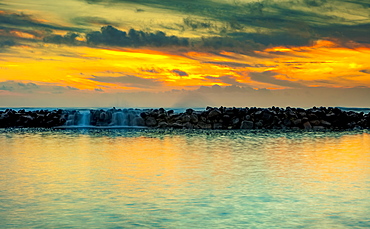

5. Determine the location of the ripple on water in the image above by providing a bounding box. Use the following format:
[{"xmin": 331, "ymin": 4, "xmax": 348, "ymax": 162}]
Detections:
[{"xmin": 0, "ymin": 128, "xmax": 369, "ymax": 228}]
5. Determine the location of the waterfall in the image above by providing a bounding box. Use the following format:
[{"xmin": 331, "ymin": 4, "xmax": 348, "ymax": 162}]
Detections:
[
  {"xmin": 63, "ymin": 108, "xmax": 144, "ymax": 128},
  {"xmin": 111, "ymin": 111, "xmax": 126, "ymax": 126},
  {"xmin": 111, "ymin": 109, "xmax": 139, "ymax": 126},
  {"xmin": 78, "ymin": 111, "xmax": 91, "ymax": 126}
]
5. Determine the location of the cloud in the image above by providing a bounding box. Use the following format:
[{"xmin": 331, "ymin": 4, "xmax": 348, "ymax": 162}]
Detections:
[
  {"xmin": 205, "ymin": 75, "xmax": 248, "ymax": 87},
  {"xmin": 0, "ymin": 80, "xmax": 78, "ymax": 93},
  {"xmin": 86, "ymin": 26, "xmax": 189, "ymax": 47},
  {"xmin": 43, "ymin": 32, "xmax": 82, "ymax": 45},
  {"xmin": 0, "ymin": 10, "xmax": 85, "ymax": 48},
  {"xmin": 72, "ymin": 16, "xmax": 120, "ymax": 27},
  {"xmin": 171, "ymin": 69, "xmax": 188, "ymax": 76},
  {"xmin": 0, "ymin": 10, "xmax": 82, "ymax": 33},
  {"xmin": 92, "ymin": 0, "xmax": 370, "ymax": 47},
  {"xmin": 360, "ymin": 69, "xmax": 370, "ymax": 74},
  {"xmin": 89, "ymin": 75, "xmax": 162, "ymax": 88},
  {"xmin": 0, "ymin": 39, "xmax": 16, "ymax": 51},
  {"xmin": 248, "ymin": 71, "xmax": 307, "ymax": 88},
  {"xmin": 203, "ymin": 61, "xmax": 252, "ymax": 68}
]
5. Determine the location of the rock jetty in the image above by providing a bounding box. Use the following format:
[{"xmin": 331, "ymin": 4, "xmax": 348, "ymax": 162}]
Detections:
[
  {"xmin": 0, "ymin": 109, "xmax": 66, "ymax": 128},
  {"xmin": 140, "ymin": 106, "xmax": 370, "ymax": 130},
  {"xmin": 0, "ymin": 107, "xmax": 369, "ymax": 130}
]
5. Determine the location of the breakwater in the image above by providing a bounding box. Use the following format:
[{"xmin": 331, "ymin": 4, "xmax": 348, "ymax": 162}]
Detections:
[{"xmin": 0, "ymin": 107, "xmax": 369, "ymax": 130}]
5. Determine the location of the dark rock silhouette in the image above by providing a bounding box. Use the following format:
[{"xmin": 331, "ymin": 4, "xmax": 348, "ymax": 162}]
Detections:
[{"xmin": 0, "ymin": 106, "xmax": 369, "ymax": 130}]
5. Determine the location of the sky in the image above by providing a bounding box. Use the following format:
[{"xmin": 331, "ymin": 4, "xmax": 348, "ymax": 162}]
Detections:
[{"xmin": 0, "ymin": 0, "xmax": 370, "ymax": 108}]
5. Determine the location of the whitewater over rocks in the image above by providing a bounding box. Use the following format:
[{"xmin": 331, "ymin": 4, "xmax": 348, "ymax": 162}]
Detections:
[{"xmin": 0, "ymin": 106, "xmax": 370, "ymax": 130}]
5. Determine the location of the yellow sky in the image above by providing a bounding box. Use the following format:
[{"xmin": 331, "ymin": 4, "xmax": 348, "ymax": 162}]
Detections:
[
  {"xmin": 1, "ymin": 40, "xmax": 370, "ymax": 93},
  {"xmin": 1, "ymin": 0, "xmax": 370, "ymax": 107}
]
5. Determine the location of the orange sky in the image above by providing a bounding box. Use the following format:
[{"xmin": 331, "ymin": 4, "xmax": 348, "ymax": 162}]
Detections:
[{"xmin": 1, "ymin": 0, "xmax": 370, "ymax": 107}]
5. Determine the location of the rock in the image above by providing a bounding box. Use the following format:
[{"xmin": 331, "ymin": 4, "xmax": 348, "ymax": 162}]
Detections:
[
  {"xmin": 309, "ymin": 120, "xmax": 321, "ymax": 126},
  {"xmin": 313, "ymin": 126, "xmax": 325, "ymax": 130},
  {"xmin": 190, "ymin": 114, "xmax": 199, "ymax": 124},
  {"xmin": 181, "ymin": 114, "xmax": 191, "ymax": 123},
  {"xmin": 145, "ymin": 117, "xmax": 157, "ymax": 127},
  {"xmin": 240, "ymin": 120, "xmax": 254, "ymax": 129},
  {"xmin": 183, "ymin": 122, "xmax": 193, "ymax": 129},
  {"xmin": 213, "ymin": 122, "xmax": 223, "ymax": 129},
  {"xmin": 292, "ymin": 119, "xmax": 302, "ymax": 126},
  {"xmin": 208, "ymin": 109, "xmax": 222, "ymax": 119},
  {"xmin": 158, "ymin": 121, "xmax": 169, "ymax": 128},
  {"xmin": 185, "ymin": 108, "xmax": 194, "ymax": 115},
  {"xmin": 303, "ymin": 121, "xmax": 312, "ymax": 130},
  {"xmin": 320, "ymin": 120, "xmax": 331, "ymax": 127},
  {"xmin": 262, "ymin": 112, "xmax": 272, "ymax": 121},
  {"xmin": 283, "ymin": 119, "xmax": 292, "ymax": 127},
  {"xmin": 255, "ymin": 121, "xmax": 263, "ymax": 128},
  {"xmin": 197, "ymin": 122, "xmax": 212, "ymax": 129},
  {"xmin": 171, "ymin": 123, "xmax": 184, "ymax": 128},
  {"xmin": 231, "ymin": 117, "xmax": 240, "ymax": 126}
]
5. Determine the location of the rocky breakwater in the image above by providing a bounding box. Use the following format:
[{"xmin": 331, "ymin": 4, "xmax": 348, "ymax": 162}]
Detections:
[
  {"xmin": 140, "ymin": 107, "xmax": 370, "ymax": 130},
  {"xmin": 0, "ymin": 109, "xmax": 66, "ymax": 128},
  {"xmin": 62, "ymin": 108, "xmax": 145, "ymax": 126}
]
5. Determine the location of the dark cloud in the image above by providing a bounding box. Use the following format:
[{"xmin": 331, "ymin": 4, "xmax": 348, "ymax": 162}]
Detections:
[
  {"xmin": 67, "ymin": 86, "xmax": 80, "ymax": 90},
  {"xmin": 0, "ymin": 11, "xmax": 83, "ymax": 32},
  {"xmin": 360, "ymin": 69, "xmax": 370, "ymax": 74},
  {"xmin": 80, "ymin": 0, "xmax": 370, "ymax": 48},
  {"xmin": 72, "ymin": 16, "xmax": 120, "ymax": 27},
  {"xmin": 0, "ymin": 81, "xmax": 78, "ymax": 93},
  {"xmin": 0, "ymin": 39, "xmax": 16, "ymax": 51},
  {"xmin": 171, "ymin": 69, "xmax": 188, "ymax": 76},
  {"xmin": 89, "ymin": 75, "xmax": 162, "ymax": 88},
  {"xmin": 86, "ymin": 26, "xmax": 189, "ymax": 47},
  {"xmin": 248, "ymin": 71, "xmax": 307, "ymax": 88},
  {"xmin": 0, "ymin": 10, "xmax": 85, "ymax": 48},
  {"xmin": 182, "ymin": 17, "xmax": 215, "ymax": 31},
  {"xmin": 43, "ymin": 32, "xmax": 81, "ymax": 45},
  {"xmin": 203, "ymin": 61, "xmax": 252, "ymax": 68},
  {"xmin": 205, "ymin": 75, "xmax": 248, "ymax": 87},
  {"xmin": 140, "ymin": 68, "xmax": 160, "ymax": 73},
  {"xmin": 196, "ymin": 84, "xmax": 253, "ymax": 94}
]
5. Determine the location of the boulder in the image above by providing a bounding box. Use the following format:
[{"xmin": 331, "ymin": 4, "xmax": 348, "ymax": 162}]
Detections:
[
  {"xmin": 181, "ymin": 114, "xmax": 191, "ymax": 123},
  {"xmin": 303, "ymin": 121, "xmax": 312, "ymax": 130},
  {"xmin": 145, "ymin": 117, "xmax": 157, "ymax": 127},
  {"xmin": 240, "ymin": 120, "xmax": 254, "ymax": 129},
  {"xmin": 320, "ymin": 120, "xmax": 331, "ymax": 127},
  {"xmin": 190, "ymin": 114, "xmax": 199, "ymax": 124},
  {"xmin": 255, "ymin": 121, "xmax": 263, "ymax": 128},
  {"xmin": 208, "ymin": 109, "xmax": 222, "ymax": 119},
  {"xmin": 158, "ymin": 121, "xmax": 169, "ymax": 128},
  {"xmin": 292, "ymin": 119, "xmax": 302, "ymax": 126},
  {"xmin": 185, "ymin": 108, "xmax": 194, "ymax": 115},
  {"xmin": 183, "ymin": 122, "xmax": 193, "ymax": 129},
  {"xmin": 197, "ymin": 122, "xmax": 212, "ymax": 129},
  {"xmin": 309, "ymin": 120, "xmax": 321, "ymax": 126},
  {"xmin": 313, "ymin": 126, "xmax": 325, "ymax": 130},
  {"xmin": 213, "ymin": 122, "xmax": 223, "ymax": 129},
  {"xmin": 231, "ymin": 117, "xmax": 240, "ymax": 126}
]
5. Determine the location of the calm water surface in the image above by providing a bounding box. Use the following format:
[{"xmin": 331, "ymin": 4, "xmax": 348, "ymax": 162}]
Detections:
[{"xmin": 0, "ymin": 129, "xmax": 369, "ymax": 228}]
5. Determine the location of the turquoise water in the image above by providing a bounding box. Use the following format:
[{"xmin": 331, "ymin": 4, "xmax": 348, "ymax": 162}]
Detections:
[{"xmin": 1, "ymin": 128, "xmax": 370, "ymax": 228}]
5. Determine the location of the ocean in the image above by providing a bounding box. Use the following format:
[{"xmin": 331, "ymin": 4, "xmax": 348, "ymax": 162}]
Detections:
[{"xmin": 1, "ymin": 126, "xmax": 369, "ymax": 228}]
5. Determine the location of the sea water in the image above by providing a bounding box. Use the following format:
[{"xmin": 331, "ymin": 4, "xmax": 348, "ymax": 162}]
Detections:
[{"xmin": 0, "ymin": 128, "xmax": 369, "ymax": 228}]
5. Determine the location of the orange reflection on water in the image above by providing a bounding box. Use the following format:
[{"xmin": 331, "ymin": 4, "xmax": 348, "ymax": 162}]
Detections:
[{"xmin": 265, "ymin": 133, "xmax": 370, "ymax": 193}]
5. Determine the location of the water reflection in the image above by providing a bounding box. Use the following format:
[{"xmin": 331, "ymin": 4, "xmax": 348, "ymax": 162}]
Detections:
[{"xmin": 0, "ymin": 129, "xmax": 369, "ymax": 228}]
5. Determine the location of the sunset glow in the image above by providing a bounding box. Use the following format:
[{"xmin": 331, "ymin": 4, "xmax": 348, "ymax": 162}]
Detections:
[{"xmin": 1, "ymin": 0, "xmax": 370, "ymax": 107}]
